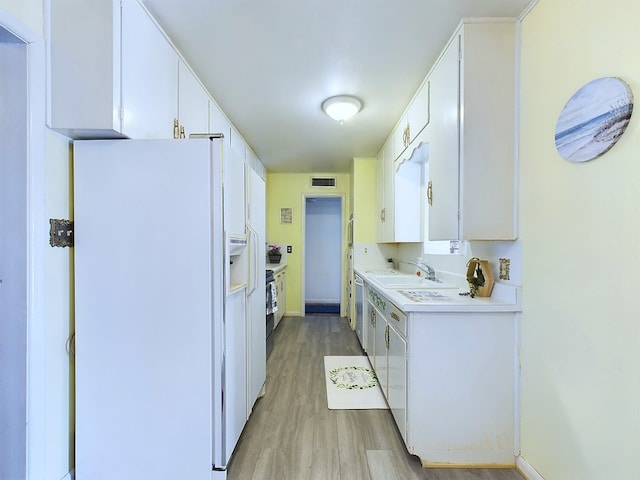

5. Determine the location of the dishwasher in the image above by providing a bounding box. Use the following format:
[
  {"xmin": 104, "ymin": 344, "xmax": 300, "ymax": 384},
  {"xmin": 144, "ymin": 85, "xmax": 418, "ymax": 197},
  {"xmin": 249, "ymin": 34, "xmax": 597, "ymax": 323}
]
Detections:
[{"xmin": 354, "ymin": 274, "xmax": 364, "ymax": 349}]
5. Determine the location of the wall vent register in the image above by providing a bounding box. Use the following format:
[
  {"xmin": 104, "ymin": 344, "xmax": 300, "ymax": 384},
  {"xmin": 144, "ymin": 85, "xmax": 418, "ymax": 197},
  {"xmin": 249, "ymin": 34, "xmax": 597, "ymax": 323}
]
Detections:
[{"xmin": 311, "ymin": 177, "xmax": 336, "ymax": 187}]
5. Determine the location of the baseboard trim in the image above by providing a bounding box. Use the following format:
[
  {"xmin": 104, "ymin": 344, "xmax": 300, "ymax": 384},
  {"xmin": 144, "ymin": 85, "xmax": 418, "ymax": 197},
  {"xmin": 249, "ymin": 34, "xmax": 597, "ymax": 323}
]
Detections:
[
  {"xmin": 422, "ymin": 462, "xmax": 515, "ymax": 469},
  {"xmin": 516, "ymin": 455, "xmax": 545, "ymax": 480}
]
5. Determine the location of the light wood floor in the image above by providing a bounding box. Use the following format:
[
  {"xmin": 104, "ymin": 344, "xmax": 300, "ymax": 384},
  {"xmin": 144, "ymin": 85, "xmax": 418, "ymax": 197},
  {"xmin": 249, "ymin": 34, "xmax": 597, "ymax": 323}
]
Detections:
[{"xmin": 227, "ymin": 315, "xmax": 525, "ymax": 480}]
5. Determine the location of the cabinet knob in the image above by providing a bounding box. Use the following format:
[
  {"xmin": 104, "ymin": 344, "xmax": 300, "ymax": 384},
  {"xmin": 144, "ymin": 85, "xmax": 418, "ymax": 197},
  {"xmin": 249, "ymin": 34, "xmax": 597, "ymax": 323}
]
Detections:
[{"xmin": 427, "ymin": 180, "xmax": 433, "ymax": 206}]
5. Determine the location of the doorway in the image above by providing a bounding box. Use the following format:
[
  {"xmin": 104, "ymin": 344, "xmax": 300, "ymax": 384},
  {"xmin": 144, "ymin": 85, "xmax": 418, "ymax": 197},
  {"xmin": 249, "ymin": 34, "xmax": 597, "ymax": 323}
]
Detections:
[
  {"xmin": 303, "ymin": 196, "xmax": 343, "ymax": 315},
  {"xmin": 0, "ymin": 14, "xmax": 47, "ymax": 480}
]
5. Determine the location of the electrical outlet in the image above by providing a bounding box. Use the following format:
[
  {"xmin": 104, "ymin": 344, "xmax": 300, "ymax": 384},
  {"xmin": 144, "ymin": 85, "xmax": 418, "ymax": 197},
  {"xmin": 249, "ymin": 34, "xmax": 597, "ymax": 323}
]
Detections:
[
  {"xmin": 287, "ymin": 245, "xmax": 292, "ymax": 253},
  {"xmin": 364, "ymin": 247, "xmax": 368, "ymax": 254}
]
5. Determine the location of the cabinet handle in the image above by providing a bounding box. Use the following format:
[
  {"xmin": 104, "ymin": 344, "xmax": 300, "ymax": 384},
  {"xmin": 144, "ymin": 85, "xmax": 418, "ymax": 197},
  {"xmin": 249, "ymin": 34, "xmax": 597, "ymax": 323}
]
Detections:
[
  {"xmin": 173, "ymin": 118, "xmax": 180, "ymax": 139},
  {"xmin": 179, "ymin": 125, "xmax": 186, "ymax": 139},
  {"xmin": 380, "ymin": 208, "xmax": 386, "ymax": 223},
  {"xmin": 390, "ymin": 311, "xmax": 400, "ymax": 322},
  {"xmin": 385, "ymin": 325, "xmax": 390, "ymax": 349},
  {"xmin": 427, "ymin": 180, "xmax": 433, "ymax": 206}
]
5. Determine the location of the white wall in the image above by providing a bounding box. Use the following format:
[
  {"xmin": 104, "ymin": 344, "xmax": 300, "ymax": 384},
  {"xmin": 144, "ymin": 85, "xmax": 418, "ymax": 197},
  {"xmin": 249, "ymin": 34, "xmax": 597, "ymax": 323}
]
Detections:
[{"xmin": 518, "ymin": 1, "xmax": 640, "ymax": 478}]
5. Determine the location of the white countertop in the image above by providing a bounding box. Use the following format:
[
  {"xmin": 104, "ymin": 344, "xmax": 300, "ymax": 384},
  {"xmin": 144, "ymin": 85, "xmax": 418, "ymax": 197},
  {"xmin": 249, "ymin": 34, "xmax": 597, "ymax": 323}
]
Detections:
[
  {"xmin": 356, "ymin": 267, "xmax": 522, "ymax": 313},
  {"xmin": 266, "ymin": 261, "xmax": 287, "ymax": 273}
]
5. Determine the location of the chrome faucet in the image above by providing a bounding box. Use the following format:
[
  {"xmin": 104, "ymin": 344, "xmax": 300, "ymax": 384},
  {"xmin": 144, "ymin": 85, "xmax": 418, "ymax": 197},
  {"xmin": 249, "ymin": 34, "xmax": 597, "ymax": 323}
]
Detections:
[{"xmin": 409, "ymin": 261, "xmax": 437, "ymax": 282}]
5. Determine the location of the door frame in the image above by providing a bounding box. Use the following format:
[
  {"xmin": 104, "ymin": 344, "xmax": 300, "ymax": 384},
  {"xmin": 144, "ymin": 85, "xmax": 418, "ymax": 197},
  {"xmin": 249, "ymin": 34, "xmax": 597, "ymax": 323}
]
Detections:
[
  {"xmin": 300, "ymin": 193, "xmax": 346, "ymax": 316},
  {"xmin": 0, "ymin": 8, "xmax": 47, "ymax": 479}
]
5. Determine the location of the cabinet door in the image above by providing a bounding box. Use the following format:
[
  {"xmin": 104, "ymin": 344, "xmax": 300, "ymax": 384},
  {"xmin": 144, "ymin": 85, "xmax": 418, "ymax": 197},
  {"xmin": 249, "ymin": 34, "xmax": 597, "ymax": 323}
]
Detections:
[
  {"xmin": 393, "ymin": 154, "xmax": 423, "ymax": 242},
  {"xmin": 376, "ymin": 141, "xmax": 396, "ymax": 243},
  {"xmin": 374, "ymin": 319, "xmax": 388, "ymax": 398},
  {"xmin": 458, "ymin": 22, "xmax": 517, "ymax": 240},
  {"xmin": 48, "ymin": 0, "xmax": 121, "ymax": 135},
  {"xmin": 387, "ymin": 325, "xmax": 407, "ymax": 441},
  {"xmin": 275, "ymin": 271, "xmax": 286, "ymax": 327},
  {"xmin": 428, "ymin": 34, "xmax": 460, "ymax": 240},
  {"xmin": 407, "ymin": 81, "xmax": 429, "ymax": 143},
  {"xmin": 392, "ymin": 114, "xmax": 408, "ymax": 162},
  {"xmin": 365, "ymin": 301, "xmax": 376, "ymax": 366},
  {"xmin": 178, "ymin": 59, "xmax": 210, "ymax": 137},
  {"xmin": 121, "ymin": 0, "xmax": 178, "ymax": 139},
  {"xmin": 375, "ymin": 150, "xmax": 385, "ymax": 242},
  {"xmin": 223, "ymin": 147, "xmax": 246, "ymax": 236}
]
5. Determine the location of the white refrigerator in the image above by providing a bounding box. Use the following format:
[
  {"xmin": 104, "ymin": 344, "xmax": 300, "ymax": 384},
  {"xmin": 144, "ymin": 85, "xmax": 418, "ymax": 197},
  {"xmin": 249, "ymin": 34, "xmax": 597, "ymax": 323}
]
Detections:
[
  {"xmin": 246, "ymin": 165, "xmax": 266, "ymax": 408},
  {"xmin": 74, "ymin": 137, "xmax": 249, "ymax": 479}
]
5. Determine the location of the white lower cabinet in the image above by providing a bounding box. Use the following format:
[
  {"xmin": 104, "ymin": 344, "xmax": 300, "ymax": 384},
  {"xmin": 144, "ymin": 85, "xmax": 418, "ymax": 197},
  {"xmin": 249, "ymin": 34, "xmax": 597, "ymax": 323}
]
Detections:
[
  {"xmin": 373, "ymin": 306, "xmax": 388, "ymax": 393},
  {"xmin": 407, "ymin": 311, "xmax": 515, "ymax": 466},
  {"xmin": 274, "ymin": 269, "xmax": 286, "ymax": 328},
  {"xmin": 364, "ymin": 282, "xmax": 515, "ymax": 466},
  {"xmin": 364, "ymin": 292, "xmax": 377, "ymax": 366},
  {"xmin": 386, "ymin": 318, "xmax": 407, "ymax": 442},
  {"xmin": 367, "ymin": 286, "xmax": 409, "ymax": 441}
]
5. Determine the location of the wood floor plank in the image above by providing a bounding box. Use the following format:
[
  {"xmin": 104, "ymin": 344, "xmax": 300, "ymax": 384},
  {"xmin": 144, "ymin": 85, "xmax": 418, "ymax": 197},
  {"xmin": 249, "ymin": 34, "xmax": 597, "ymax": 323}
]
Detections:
[{"xmin": 227, "ymin": 316, "xmax": 524, "ymax": 480}]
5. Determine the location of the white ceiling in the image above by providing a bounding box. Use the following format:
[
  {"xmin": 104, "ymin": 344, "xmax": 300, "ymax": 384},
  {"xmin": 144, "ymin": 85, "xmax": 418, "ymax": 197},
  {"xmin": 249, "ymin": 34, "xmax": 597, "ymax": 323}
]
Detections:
[{"xmin": 142, "ymin": 0, "xmax": 532, "ymax": 173}]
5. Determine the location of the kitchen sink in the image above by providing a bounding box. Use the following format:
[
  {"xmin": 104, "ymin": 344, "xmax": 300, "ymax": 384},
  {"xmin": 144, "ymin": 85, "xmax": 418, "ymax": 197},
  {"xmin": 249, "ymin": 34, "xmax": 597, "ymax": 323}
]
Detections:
[{"xmin": 370, "ymin": 274, "xmax": 457, "ymax": 289}]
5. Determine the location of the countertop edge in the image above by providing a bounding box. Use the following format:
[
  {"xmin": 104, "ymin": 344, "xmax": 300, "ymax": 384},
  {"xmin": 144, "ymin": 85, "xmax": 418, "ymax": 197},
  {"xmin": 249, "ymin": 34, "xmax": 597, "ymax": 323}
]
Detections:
[
  {"xmin": 266, "ymin": 262, "xmax": 287, "ymax": 274},
  {"xmin": 356, "ymin": 267, "xmax": 522, "ymax": 313}
]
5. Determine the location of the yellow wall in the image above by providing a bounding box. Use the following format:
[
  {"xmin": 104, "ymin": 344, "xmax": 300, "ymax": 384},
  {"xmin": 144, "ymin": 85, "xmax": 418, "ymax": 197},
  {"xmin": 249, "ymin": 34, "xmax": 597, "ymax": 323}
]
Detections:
[
  {"xmin": 351, "ymin": 157, "xmax": 377, "ymax": 243},
  {"xmin": 266, "ymin": 173, "xmax": 351, "ymax": 316},
  {"xmin": 519, "ymin": 1, "xmax": 640, "ymax": 478}
]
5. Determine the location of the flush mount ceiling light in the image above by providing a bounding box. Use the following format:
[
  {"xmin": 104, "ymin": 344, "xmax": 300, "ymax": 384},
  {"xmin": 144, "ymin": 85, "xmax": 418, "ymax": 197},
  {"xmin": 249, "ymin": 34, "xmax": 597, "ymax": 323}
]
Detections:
[{"xmin": 322, "ymin": 95, "xmax": 362, "ymax": 123}]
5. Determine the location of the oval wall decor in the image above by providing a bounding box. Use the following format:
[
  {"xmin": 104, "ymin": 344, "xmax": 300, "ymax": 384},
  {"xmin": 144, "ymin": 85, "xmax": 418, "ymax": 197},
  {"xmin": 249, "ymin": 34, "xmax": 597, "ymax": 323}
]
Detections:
[{"xmin": 555, "ymin": 77, "xmax": 633, "ymax": 163}]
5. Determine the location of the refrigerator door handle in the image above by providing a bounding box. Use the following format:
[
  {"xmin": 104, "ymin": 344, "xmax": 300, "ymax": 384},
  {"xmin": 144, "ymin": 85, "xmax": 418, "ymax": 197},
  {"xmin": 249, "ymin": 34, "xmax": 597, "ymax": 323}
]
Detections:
[{"xmin": 247, "ymin": 224, "xmax": 259, "ymax": 295}]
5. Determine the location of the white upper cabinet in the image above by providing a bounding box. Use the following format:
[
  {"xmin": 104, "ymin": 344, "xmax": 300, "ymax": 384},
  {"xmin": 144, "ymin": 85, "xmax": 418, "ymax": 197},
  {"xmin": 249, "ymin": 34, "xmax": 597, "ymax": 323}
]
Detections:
[
  {"xmin": 376, "ymin": 140, "xmax": 396, "ymax": 243},
  {"xmin": 391, "ymin": 113, "xmax": 407, "ymax": 163},
  {"xmin": 177, "ymin": 59, "xmax": 210, "ymax": 138},
  {"xmin": 392, "ymin": 78, "xmax": 431, "ymax": 164},
  {"xmin": 406, "ymin": 80, "xmax": 430, "ymax": 146},
  {"xmin": 427, "ymin": 33, "xmax": 461, "ymax": 241},
  {"xmin": 121, "ymin": 0, "xmax": 178, "ymax": 139},
  {"xmin": 376, "ymin": 137, "xmax": 423, "ymax": 244},
  {"xmin": 224, "ymin": 144, "xmax": 246, "ymax": 236},
  {"xmin": 48, "ymin": 0, "xmax": 179, "ymax": 139},
  {"xmin": 393, "ymin": 144, "xmax": 425, "ymax": 243},
  {"xmin": 428, "ymin": 20, "xmax": 517, "ymax": 241}
]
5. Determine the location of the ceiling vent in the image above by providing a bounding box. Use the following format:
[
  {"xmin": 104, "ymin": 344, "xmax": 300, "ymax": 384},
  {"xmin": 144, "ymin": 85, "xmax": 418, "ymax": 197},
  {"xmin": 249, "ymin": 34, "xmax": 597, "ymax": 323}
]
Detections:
[{"xmin": 311, "ymin": 177, "xmax": 336, "ymax": 188}]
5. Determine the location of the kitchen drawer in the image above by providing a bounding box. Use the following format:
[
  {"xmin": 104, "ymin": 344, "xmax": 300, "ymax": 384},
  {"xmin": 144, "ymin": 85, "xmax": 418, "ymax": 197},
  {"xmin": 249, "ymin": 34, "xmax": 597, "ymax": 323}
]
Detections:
[{"xmin": 387, "ymin": 302, "xmax": 407, "ymax": 337}]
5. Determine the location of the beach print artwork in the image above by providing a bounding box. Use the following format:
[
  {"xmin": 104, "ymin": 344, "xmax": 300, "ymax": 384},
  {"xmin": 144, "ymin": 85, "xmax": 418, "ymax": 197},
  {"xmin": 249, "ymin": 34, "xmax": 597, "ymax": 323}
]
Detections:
[{"xmin": 555, "ymin": 77, "xmax": 633, "ymax": 163}]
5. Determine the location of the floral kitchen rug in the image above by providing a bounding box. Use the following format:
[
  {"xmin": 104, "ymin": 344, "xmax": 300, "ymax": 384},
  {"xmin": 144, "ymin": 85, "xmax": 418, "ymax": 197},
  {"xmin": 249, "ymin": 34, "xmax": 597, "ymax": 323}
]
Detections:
[{"xmin": 324, "ymin": 356, "xmax": 388, "ymax": 410}]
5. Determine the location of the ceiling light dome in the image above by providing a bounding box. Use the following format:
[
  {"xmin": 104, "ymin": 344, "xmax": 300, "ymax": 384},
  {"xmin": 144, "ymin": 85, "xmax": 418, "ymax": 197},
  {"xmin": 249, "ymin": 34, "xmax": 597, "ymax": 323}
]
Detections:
[{"xmin": 322, "ymin": 95, "xmax": 362, "ymax": 123}]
